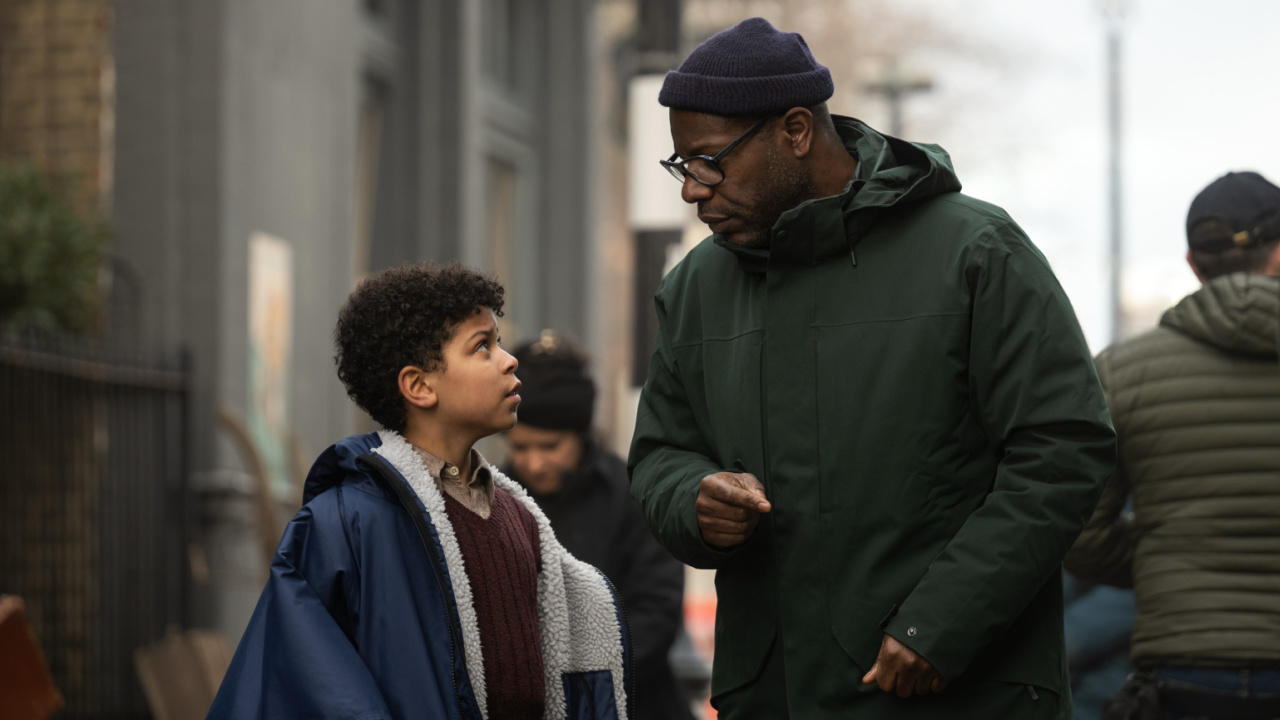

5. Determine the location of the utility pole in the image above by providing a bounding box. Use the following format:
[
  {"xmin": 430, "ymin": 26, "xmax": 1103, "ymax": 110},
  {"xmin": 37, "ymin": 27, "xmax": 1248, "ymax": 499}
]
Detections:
[
  {"xmin": 864, "ymin": 60, "xmax": 933, "ymax": 138},
  {"xmin": 629, "ymin": 0, "xmax": 683, "ymax": 386},
  {"xmin": 1102, "ymin": 0, "xmax": 1130, "ymax": 342},
  {"xmin": 636, "ymin": 0, "xmax": 681, "ymax": 74}
]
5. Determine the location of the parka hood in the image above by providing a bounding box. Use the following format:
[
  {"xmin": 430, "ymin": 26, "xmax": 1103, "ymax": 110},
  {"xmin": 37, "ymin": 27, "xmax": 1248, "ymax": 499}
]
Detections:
[
  {"xmin": 713, "ymin": 115, "xmax": 962, "ymax": 270},
  {"xmin": 302, "ymin": 431, "xmax": 385, "ymax": 505},
  {"xmin": 1161, "ymin": 273, "xmax": 1280, "ymax": 359}
]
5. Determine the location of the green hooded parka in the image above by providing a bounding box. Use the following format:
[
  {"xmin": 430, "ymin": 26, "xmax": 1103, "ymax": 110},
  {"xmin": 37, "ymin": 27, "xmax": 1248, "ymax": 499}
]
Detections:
[{"xmin": 628, "ymin": 117, "xmax": 1117, "ymax": 719}]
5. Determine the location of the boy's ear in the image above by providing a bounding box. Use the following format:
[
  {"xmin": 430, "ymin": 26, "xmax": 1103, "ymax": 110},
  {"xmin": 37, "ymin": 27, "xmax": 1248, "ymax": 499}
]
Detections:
[{"xmin": 398, "ymin": 365, "xmax": 438, "ymax": 410}]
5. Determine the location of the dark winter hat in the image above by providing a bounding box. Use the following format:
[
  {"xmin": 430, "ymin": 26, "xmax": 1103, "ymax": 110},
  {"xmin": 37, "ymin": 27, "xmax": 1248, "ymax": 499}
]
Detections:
[
  {"xmin": 1187, "ymin": 171, "xmax": 1280, "ymax": 253},
  {"xmin": 659, "ymin": 17, "xmax": 834, "ymax": 117},
  {"xmin": 512, "ymin": 330, "xmax": 596, "ymax": 433}
]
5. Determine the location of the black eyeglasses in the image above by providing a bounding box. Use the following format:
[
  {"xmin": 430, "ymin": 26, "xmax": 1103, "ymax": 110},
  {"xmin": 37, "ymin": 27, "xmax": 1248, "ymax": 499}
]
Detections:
[{"xmin": 660, "ymin": 115, "xmax": 774, "ymax": 187}]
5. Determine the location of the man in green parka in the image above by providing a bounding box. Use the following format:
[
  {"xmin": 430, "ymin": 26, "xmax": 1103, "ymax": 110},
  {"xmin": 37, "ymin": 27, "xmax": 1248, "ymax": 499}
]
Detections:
[{"xmin": 627, "ymin": 18, "xmax": 1117, "ymax": 719}]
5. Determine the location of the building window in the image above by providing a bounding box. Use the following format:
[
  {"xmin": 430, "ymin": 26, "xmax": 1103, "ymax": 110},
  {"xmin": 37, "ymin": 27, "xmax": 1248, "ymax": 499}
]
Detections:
[
  {"xmin": 481, "ymin": 0, "xmax": 523, "ymax": 95},
  {"xmin": 484, "ymin": 156, "xmax": 519, "ymax": 335},
  {"xmin": 353, "ymin": 76, "xmax": 388, "ymax": 283}
]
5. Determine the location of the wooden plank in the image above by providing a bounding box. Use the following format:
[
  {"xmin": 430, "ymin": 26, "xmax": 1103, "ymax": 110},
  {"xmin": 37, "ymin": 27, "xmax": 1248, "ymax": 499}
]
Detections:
[
  {"xmin": 133, "ymin": 627, "xmax": 231, "ymax": 720},
  {"xmin": 0, "ymin": 595, "xmax": 64, "ymax": 720}
]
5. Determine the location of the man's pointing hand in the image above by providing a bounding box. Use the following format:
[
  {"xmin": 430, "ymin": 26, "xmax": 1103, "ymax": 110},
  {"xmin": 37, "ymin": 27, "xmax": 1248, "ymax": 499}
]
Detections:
[{"xmin": 696, "ymin": 471, "xmax": 771, "ymax": 548}]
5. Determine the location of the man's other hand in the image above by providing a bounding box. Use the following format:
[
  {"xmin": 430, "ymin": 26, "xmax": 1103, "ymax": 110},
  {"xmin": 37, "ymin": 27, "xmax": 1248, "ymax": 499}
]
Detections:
[
  {"xmin": 861, "ymin": 633, "xmax": 947, "ymax": 698},
  {"xmin": 696, "ymin": 471, "xmax": 771, "ymax": 548}
]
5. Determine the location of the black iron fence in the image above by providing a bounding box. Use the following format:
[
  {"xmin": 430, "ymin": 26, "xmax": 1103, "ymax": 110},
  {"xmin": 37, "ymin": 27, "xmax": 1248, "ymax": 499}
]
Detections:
[{"xmin": 0, "ymin": 337, "xmax": 190, "ymax": 719}]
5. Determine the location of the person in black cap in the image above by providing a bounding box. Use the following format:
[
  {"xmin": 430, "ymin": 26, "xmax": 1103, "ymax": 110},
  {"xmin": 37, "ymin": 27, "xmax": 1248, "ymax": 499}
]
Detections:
[
  {"xmin": 1066, "ymin": 172, "xmax": 1280, "ymax": 719},
  {"xmin": 505, "ymin": 331, "xmax": 697, "ymax": 720},
  {"xmin": 629, "ymin": 16, "xmax": 1116, "ymax": 720},
  {"xmin": 1184, "ymin": 171, "xmax": 1280, "ymax": 280}
]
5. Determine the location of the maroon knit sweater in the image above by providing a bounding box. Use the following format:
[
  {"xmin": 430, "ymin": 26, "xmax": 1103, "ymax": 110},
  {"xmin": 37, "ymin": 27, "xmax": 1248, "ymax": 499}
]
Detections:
[{"xmin": 444, "ymin": 487, "xmax": 545, "ymax": 719}]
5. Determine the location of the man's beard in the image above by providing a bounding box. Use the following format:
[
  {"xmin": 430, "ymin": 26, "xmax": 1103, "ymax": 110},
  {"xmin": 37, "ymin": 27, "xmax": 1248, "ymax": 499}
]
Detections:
[{"xmin": 724, "ymin": 150, "xmax": 819, "ymax": 249}]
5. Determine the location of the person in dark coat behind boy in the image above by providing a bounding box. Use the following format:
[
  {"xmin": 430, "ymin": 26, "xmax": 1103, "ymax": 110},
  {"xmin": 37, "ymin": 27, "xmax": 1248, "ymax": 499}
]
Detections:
[{"xmin": 505, "ymin": 331, "xmax": 695, "ymax": 720}]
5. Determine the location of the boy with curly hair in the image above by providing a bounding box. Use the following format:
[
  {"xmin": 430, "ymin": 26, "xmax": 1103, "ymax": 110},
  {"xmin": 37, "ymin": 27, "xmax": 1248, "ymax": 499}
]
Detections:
[{"xmin": 208, "ymin": 262, "xmax": 632, "ymax": 720}]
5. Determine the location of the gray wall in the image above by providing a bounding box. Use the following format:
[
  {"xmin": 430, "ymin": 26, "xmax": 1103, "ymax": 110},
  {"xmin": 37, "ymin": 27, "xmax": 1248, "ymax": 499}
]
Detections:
[
  {"xmin": 114, "ymin": 0, "xmax": 226, "ymax": 475},
  {"xmin": 218, "ymin": 0, "xmax": 360, "ymax": 475},
  {"xmin": 539, "ymin": 0, "xmax": 594, "ymax": 340},
  {"xmin": 114, "ymin": 0, "xmax": 365, "ymax": 641}
]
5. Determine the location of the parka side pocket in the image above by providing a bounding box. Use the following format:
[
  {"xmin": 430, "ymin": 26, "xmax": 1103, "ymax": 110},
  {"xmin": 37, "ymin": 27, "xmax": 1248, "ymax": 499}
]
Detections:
[
  {"xmin": 562, "ymin": 670, "xmax": 618, "ymax": 720},
  {"xmin": 831, "ymin": 597, "xmax": 893, "ymax": 684}
]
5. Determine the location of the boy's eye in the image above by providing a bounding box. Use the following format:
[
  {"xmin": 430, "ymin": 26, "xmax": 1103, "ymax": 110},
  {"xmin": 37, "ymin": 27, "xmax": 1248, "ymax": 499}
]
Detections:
[{"xmin": 477, "ymin": 341, "xmax": 489, "ymax": 352}]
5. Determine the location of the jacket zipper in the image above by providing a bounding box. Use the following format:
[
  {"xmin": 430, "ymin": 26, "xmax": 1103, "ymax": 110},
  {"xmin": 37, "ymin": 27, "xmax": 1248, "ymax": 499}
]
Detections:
[
  {"xmin": 759, "ymin": 299, "xmax": 787, "ymax": 664},
  {"xmin": 598, "ymin": 571, "xmax": 635, "ymax": 719},
  {"xmin": 358, "ymin": 455, "xmax": 472, "ymax": 720},
  {"xmin": 579, "ymin": 675, "xmax": 596, "ymax": 717}
]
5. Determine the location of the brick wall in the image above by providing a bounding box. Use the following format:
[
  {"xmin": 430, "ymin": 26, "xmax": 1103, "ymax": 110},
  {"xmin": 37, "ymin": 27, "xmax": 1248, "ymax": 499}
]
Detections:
[{"xmin": 0, "ymin": 0, "xmax": 112, "ymax": 214}]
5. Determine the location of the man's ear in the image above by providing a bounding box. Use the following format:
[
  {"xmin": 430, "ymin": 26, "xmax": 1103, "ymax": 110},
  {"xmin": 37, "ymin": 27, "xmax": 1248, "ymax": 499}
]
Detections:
[
  {"xmin": 780, "ymin": 107, "xmax": 815, "ymax": 159},
  {"xmin": 1265, "ymin": 242, "xmax": 1280, "ymax": 277},
  {"xmin": 1186, "ymin": 249, "xmax": 1208, "ymax": 284},
  {"xmin": 398, "ymin": 365, "xmax": 438, "ymax": 410}
]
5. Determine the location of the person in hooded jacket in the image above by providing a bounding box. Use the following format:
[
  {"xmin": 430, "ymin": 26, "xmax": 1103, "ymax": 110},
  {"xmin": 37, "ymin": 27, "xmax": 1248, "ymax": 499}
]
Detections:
[
  {"xmin": 1065, "ymin": 171, "xmax": 1280, "ymax": 720},
  {"xmin": 207, "ymin": 263, "xmax": 632, "ymax": 720},
  {"xmin": 503, "ymin": 331, "xmax": 697, "ymax": 720},
  {"xmin": 627, "ymin": 17, "xmax": 1117, "ymax": 720}
]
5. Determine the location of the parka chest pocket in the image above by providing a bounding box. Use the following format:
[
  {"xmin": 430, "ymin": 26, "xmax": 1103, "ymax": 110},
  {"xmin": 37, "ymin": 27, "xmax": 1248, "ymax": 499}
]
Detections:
[
  {"xmin": 562, "ymin": 670, "xmax": 617, "ymax": 720},
  {"xmin": 672, "ymin": 332, "xmax": 765, "ymax": 467}
]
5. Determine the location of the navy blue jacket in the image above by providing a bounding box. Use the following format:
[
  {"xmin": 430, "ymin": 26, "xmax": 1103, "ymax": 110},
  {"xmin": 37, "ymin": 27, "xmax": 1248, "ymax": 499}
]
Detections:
[{"xmin": 207, "ymin": 431, "xmax": 632, "ymax": 720}]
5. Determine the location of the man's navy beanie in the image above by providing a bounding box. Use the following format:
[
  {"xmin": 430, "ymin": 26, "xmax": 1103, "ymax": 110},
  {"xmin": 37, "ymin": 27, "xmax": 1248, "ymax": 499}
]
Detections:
[{"xmin": 659, "ymin": 17, "xmax": 834, "ymax": 116}]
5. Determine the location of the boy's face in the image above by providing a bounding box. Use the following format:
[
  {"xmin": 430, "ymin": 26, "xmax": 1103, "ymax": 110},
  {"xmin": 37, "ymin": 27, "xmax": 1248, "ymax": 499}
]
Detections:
[{"xmin": 428, "ymin": 308, "xmax": 522, "ymax": 437}]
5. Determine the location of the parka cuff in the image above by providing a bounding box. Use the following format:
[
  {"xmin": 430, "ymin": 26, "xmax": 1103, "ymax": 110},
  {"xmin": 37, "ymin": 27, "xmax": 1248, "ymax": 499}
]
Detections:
[
  {"xmin": 677, "ymin": 478, "xmax": 741, "ymax": 569},
  {"xmin": 883, "ymin": 612, "xmax": 963, "ymax": 683}
]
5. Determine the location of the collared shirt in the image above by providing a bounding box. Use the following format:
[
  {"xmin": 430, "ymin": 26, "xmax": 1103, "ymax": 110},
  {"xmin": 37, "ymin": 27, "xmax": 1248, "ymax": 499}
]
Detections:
[{"xmin": 412, "ymin": 445, "xmax": 495, "ymax": 519}]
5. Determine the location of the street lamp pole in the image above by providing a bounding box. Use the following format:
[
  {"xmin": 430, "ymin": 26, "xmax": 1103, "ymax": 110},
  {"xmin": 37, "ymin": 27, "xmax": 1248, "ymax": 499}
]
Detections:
[
  {"xmin": 864, "ymin": 60, "xmax": 933, "ymax": 139},
  {"xmin": 1103, "ymin": 0, "xmax": 1130, "ymax": 343},
  {"xmin": 629, "ymin": 0, "xmax": 683, "ymax": 385}
]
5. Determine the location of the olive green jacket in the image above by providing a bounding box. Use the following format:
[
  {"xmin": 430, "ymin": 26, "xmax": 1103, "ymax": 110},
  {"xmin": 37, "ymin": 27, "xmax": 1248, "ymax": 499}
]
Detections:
[
  {"xmin": 1065, "ymin": 273, "xmax": 1280, "ymax": 669},
  {"xmin": 628, "ymin": 118, "xmax": 1116, "ymax": 718}
]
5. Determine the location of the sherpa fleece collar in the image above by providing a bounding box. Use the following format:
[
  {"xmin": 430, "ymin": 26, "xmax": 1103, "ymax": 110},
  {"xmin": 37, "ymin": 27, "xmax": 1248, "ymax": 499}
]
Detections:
[{"xmin": 371, "ymin": 430, "xmax": 629, "ymax": 720}]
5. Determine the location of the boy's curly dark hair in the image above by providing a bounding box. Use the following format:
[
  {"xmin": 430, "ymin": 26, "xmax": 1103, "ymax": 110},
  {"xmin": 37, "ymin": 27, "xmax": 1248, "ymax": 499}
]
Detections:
[{"xmin": 334, "ymin": 262, "xmax": 505, "ymax": 431}]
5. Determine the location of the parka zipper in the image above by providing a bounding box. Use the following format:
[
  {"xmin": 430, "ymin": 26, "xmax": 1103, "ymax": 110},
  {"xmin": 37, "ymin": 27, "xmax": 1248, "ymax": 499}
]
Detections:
[
  {"xmin": 578, "ymin": 675, "xmax": 596, "ymax": 717},
  {"xmin": 597, "ymin": 571, "xmax": 635, "ymax": 719},
  {"xmin": 758, "ymin": 301, "xmax": 788, "ymax": 667},
  {"xmin": 358, "ymin": 455, "xmax": 472, "ymax": 720}
]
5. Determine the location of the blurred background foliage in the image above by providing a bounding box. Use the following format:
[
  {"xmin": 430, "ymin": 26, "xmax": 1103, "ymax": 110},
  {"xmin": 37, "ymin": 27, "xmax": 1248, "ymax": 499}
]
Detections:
[{"xmin": 0, "ymin": 162, "xmax": 109, "ymax": 338}]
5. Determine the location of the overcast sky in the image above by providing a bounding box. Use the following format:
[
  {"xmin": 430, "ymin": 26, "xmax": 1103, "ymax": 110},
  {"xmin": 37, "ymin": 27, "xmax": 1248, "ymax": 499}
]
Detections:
[{"xmin": 861, "ymin": 0, "xmax": 1280, "ymax": 351}]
